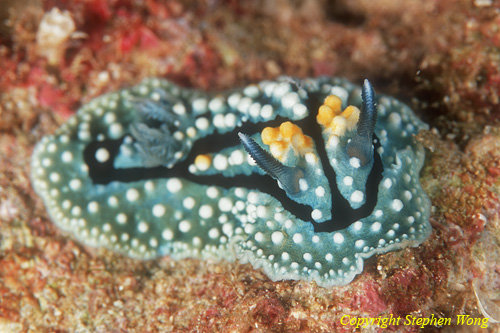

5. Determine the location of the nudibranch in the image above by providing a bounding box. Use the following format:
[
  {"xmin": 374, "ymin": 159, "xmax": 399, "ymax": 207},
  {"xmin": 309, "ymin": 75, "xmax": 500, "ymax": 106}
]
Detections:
[{"xmin": 31, "ymin": 77, "xmax": 431, "ymax": 287}]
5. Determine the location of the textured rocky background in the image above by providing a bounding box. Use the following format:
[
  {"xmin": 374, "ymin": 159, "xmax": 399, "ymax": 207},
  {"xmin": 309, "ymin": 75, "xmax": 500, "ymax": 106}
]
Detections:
[{"xmin": 1, "ymin": 0, "xmax": 499, "ymax": 331}]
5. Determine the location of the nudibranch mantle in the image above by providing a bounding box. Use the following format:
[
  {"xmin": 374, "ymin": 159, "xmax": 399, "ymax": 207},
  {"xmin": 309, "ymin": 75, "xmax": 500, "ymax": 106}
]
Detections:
[{"xmin": 31, "ymin": 76, "xmax": 431, "ymax": 287}]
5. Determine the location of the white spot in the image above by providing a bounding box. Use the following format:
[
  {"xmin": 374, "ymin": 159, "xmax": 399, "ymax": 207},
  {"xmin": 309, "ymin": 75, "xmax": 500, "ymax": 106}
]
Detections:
[
  {"xmin": 282, "ymin": 92, "xmax": 300, "ymax": 108},
  {"xmin": 152, "ymin": 204, "xmax": 166, "ymax": 217},
  {"xmin": 78, "ymin": 130, "xmax": 91, "ymax": 141},
  {"xmin": 195, "ymin": 117, "xmax": 209, "ymax": 130},
  {"xmin": 260, "ymin": 104, "xmax": 273, "ymax": 119},
  {"xmin": 218, "ymin": 214, "xmax": 228, "ymax": 224},
  {"xmin": 121, "ymin": 233, "xmax": 130, "ymax": 242},
  {"xmin": 330, "ymin": 86, "xmax": 348, "ymax": 101},
  {"xmin": 241, "ymin": 85, "xmax": 259, "ymax": 98},
  {"xmin": 271, "ymin": 231, "xmax": 284, "ymax": 245},
  {"xmin": 254, "ymin": 232, "xmax": 264, "ymax": 242},
  {"xmin": 404, "ymin": 190, "xmax": 413, "ymax": 200},
  {"xmin": 208, "ymin": 228, "xmax": 220, "ymax": 239},
  {"xmin": 138, "ymin": 221, "xmax": 149, "ymax": 233},
  {"xmin": 199, "ymin": 205, "xmax": 213, "ymax": 219},
  {"xmin": 407, "ymin": 216, "xmax": 415, "ymax": 224},
  {"xmin": 107, "ymin": 99, "xmax": 117, "ymax": 109},
  {"xmin": 102, "ymin": 223, "xmax": 111, "ymax": 232},
  {"xmin": 150, "ymin": 238, "xmax": 158, "ymax": 248},
  {"xmin": 222, "ymin": 222, "xmax": 233, "ymax": 237},
  {"xmin": 392, "ymin": 199, "xmax": 404, "ymax": 212},
  {"xmin": 42, "ymin": 157, "xmax": 52, "ymax": 167},
  {"xmin": 186, "ymin": 127, "xmax": 196, "ymax": 138},
  {"xmin": 343, "ymin": 176, "xmax": 353, "ymax": 186},
  {"xmin": 116, "ymin": 213, "xmax": 127, "ymax": 224},
  {"xmin": 303, "ymin": 253, "xmax": 312, "ymax": 261},
  {"xmin": 355, "ymin": 240, "xmax": 364, "ymax": 248},
  {"xmin": 49, "ymin": 172, "xmax": 61, "ymax": 183},
  {"xmin": 387, "ymin": 229, "xmax": 395, "ymax": 237},
  {"xmin": 312, "ymin": 235, "xmax": 320, "ymax": 243},
  {"xmin": 244, "ymin": 224, "xmax": 254, "ymax": 235},
  {"xmin": 227, "ymin": 93, "xmax": 241, "ymax": 108},
  {"xmin": 126, "ymin": 188, "xmax": 140, "ymax": 202},
  {"xmin": 59, "ymin": 134, "xmax": 70, "ymax": 143},
  {"xmin": 206, "ymin": 186, "xmax": 219, "ymax": 199},
  {"xmin": 388, "ymin": 112, "xmax": 402, "ymax": 126},
  {"xmin": 305, "ymin": 152, "xmax": 317, "ymax": 164},
  {"xmin": 108, "ymin": 196, "xmax": 118, "ymax": 207},
  {"xmin": 375, "ymin": 209, "xmax": 383, "ymax": 217},
  {"xmin": 77, "ymin": 219, "xmax": 86, "ymax": 228},
  {"xmin": 256, "ymin": 205, "xmax": 267, "ymax": 218},
  {"xmin": 218, "ymin": 197, "xmax": 233, "ymax": 212},
  {"xmin": 247, "ymin": 192, "xmax": 259, "ymax": 204},
  {"xmin": 231, "ymin": 201, "xmax": 244, "ymax": 214},
  {"xmin": 213, "ymin": 114, "xmax": 225, "ymax": 128},
  {"xmin": 293, "ymin": 103, "xmax": 307, "ymax": 117},
  {"xmin": 342, "ymin": 257, "xmax": 349, "ymax": 265},
  {"xmin": 352, "ymin": 221, "xmax": 362, "ymax": 230},
  {"xmin": 213, "ymin": 154, "xmax": 228, "ymax": 170},
  {"xmin": 144, "ymin": 181, "xmax": 155, "ymax": 192},
  {"xmin": 191, "ymin": 236, "xmax": 201, "ymax": 246},
  {"xmin": 383, "ymin": 178, "xmax": 392, "ymax": 189},
  {"xmin": 173, "ymin": 131, "xmax": 184, "ymax": 141},
  {"xmin": 404, "ymin": 173, "xmax": 411, "ymax": 182},
  {"xmin": 349, "ymin": 157, "xmax": 361, "ymax": 168},
  {"xmin": 109, "ymin": 123, "xmax": 123, "ymax": 138},
  {"xmin": 166, "ymin": 178, "xmax": 182, "ymax": 193},
  {"xmin": 299, "ymin": 178, "xmax": 308, "ymax": 191},
  {"xmin": 224, "ymin": 113, "xmax": 237, "ymax": 128},
  {"xmin": 47, "ymin": 143, "xmax": 57, "ymax": 152},
  {"xmin": 328, "ymin": 135, "xmax": 339, "ymax": 147},
  {"xmin": 229, "ymin": 150, "xmax": 244, "ymax": 165},
  {"xmin": 179, "ymin": 220, "xmax": 191, "ymax": 233},
  {"xmin": 333, "ymin": 233, "xmax": 344, "ymax": 244},
  {"xmin": 315, "ymin": 186, "xmax": 325, "ymax": 197},
  {"xmin": 311, "ymin": 209, "xmax": 322, "ymax": 220},
  {"xmin": 69, "ymin": 179, "xmax": 82, "ymax": 191},
  {"xmin": 71, "ymin": 206, "xmax": 81, "ymax": 216},
  {"xmin": 248, "ymin": 102, "xmax": 261, "ymax": 118},
  {"xmin": 281, "ymin": 252, "xmax": 290, "ymax": 261},
  {"xmin": 208, "ymin": 97, "xmax": 225, "ymax": 113},
  {"xmin": 293, "ymin": 233, "xmax": 303, "ymax": 244},
  {"xmin": 88, "ymin": 201, "xmax": 99, "ymax": 213},
  {"xmin": 350, "ymin": 191, "xmax": 364, "ymax": 203},
  {"xmin": 183, "ymin": 197, "xmax": 195, "ymax": 210},
  {"xmin": 162, "ymin": 229, "xmax": 174, "ymax": 240},
  {"xmin": 173, "ymin": 103, "xmax": 186, "ymax": 115},
  {"xmin": 371, "ymin": 222, "xmax": 382, "ymax": 232},
  {"xmin": 95, "ymin": 148, "xmax": 110, "ymax": 163},
  {"xmin": 325, "ymin": 253, "xmax": 333, "ymax": 262},
  {"xmin": 61, "ymin": 151, "xmax": 73, "ymax": 163},
  {"xmin": 62, "ymin": 200, "xmax": 71, "ymax": 210},
  {"xmin": 192, "ymin": 98, "xmax": 207, "ymax": 113}
]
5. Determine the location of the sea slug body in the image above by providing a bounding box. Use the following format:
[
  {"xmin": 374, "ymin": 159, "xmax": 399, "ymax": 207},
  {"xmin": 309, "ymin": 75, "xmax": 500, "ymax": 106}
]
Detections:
[{"xmin": 31, "ymin": 76, "xmax": 431, "ymax": 287}]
